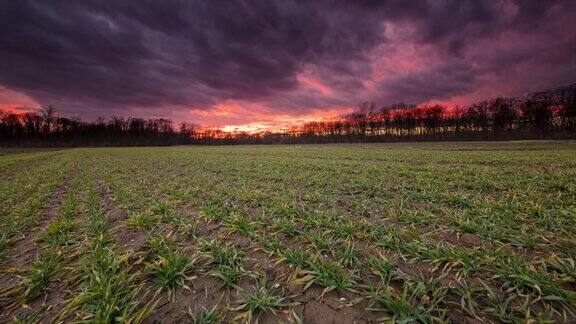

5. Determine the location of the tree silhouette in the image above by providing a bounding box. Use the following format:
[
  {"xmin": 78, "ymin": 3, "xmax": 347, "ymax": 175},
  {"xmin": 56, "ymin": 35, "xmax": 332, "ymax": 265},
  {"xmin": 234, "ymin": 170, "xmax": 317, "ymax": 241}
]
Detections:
[{"xmin": 1, "ymin": 83, "xmax": 575, "ymax": 147}]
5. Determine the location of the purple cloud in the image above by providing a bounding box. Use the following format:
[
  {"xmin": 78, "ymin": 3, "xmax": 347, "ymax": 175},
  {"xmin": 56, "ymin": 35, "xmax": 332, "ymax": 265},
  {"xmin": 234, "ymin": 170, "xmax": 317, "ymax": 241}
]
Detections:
[{"xmin": 0, "ymin": 0, "xmax": 574, "ymax": 125}]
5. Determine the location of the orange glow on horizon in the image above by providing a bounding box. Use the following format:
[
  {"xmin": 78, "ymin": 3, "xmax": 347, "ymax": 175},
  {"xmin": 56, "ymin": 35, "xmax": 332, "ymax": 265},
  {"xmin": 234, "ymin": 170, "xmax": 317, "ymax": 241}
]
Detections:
[
  {"xmin": 216, "ymin": 107, "xmax": 353, "ymax": 134},
  {"xmin": 0, "ymin": 104, "xmax": 38, "ymax": 115},
  {"xmin": 188, "ymin": 101, "xmax": 354, "ymax": 133},
  {"xmin": 0, "ymin": 87, "xmax": 39, "ymax": 114}
]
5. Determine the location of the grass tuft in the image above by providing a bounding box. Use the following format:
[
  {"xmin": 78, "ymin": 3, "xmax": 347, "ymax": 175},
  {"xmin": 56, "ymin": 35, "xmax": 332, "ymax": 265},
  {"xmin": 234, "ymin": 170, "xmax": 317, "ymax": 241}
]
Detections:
[{"xmin": 147, "ymin": 249, "xmax": 197, "ymax": 296}]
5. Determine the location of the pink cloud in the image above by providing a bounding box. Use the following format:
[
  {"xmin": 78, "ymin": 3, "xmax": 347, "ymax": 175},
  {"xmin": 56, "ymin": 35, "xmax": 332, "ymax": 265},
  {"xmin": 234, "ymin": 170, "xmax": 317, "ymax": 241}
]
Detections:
[
  {"xmin": 0, "ymin": 87, "xmax": 39, "ymax": 113},
  {"xmin": 296, "ymin": 73, "xmax": 334, "ymax": 96}
]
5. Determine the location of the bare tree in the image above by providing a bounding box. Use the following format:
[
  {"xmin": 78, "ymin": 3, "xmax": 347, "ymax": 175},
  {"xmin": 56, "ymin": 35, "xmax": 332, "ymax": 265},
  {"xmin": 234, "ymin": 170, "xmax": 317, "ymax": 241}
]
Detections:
[{"xmin": 40, "ymin": 105, "xmax": 56, "ymax": 135}]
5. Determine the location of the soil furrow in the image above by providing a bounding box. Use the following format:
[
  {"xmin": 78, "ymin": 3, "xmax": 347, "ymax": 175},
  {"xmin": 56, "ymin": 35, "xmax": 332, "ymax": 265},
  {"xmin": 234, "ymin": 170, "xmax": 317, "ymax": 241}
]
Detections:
[
  {"xmin": 95, "ymin": 177, "xmax": 148, "ymax": 253},
  {"xmin": 0, "ymin": 169, "xmax": 76, "ymax": 286}
]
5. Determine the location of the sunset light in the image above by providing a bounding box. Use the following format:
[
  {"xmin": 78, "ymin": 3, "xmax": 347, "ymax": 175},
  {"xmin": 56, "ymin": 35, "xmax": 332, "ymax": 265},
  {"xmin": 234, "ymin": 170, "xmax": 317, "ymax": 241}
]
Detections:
[{"xmin": 1, "ymin": 1, "xmax": 573, "ymax": 132}]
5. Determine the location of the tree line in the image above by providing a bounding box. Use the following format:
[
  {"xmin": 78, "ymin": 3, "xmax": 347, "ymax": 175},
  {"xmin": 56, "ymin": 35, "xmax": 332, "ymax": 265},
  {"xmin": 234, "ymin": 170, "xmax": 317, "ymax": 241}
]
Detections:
[{"xmin": 1, "ymin": 83, "xmax": 575, "ymax": 147}]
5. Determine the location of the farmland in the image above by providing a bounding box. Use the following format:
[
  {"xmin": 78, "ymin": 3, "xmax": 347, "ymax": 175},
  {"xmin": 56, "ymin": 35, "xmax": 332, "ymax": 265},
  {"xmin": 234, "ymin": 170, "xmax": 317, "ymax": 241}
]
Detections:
[{"xmin": 1, "ymin": 141, "xmax": 575, "ymax": 323}]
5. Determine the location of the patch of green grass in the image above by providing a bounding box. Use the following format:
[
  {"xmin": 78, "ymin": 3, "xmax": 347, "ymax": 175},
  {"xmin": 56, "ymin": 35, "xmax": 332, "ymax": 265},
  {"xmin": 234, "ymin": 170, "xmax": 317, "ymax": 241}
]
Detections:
[
  {"xmin": 147, "ymin": 249, "xmax": 197, "ymax": 296},
  {"xmin": 210, "ymin": 264, "xmax": 246, "ymax": 287},
  {"xmin": 330, "ymin": 220, "xmax": 360, "ymax": 239},
  {"xmin": 494, "ymin": 256, "xmax": 576, "ymax": 312},
  {"xmin": 39, "ymin": 219, "xmax": 77, "ymax": 246},
  {"xmin": 365, "ymin": 276, "xmax": 449, "ymax": 323},
  {"xmin": 225, "ymin": 215, "xmax": 258, "ymax": 238},
  {"xmin": 24, "ymin": 248, "xmax": 62, "ymax": 299},
  {"xmin": 270, "ymin": 218, "xmax": 298, "ymax": 237},
  {"xmin": 147, "ymin": 233, "xmax": 176, "ymax": 255},
  {"xmin": 199, "ymin": 239, "xmax": 244, "ymax": 269},
  {"xmin": 189, "ymin": 305, "xmax": 225, "ymax": 324},
  {"xmin": 178, "ymin": 222, "xmax": 199, "ymax": 239},
  {"xmin": 255, "ymin": 234, "xmax": 283, "ymax": 253},
  {"xmin": 232, "ymin": 279, "xmax": 293, "ymax": 322},
  {"xmin": 299, "ymin": 259, "xmax": 354, "ymax": 294},
  {"xmin": 368, "ymin": 255, "xmax": 395, "ymax": 285},
  {"xmin": 337, "ymin": 241, "xmax": 358, "ymax": 268},
  {"xmin": 0, "ymin": 248, "xmax": 63, "ymax": 313},
  {"xmin": 199, "ymin": 239, "xmax": 246, "ymax": 286},
  {"xmin": 62, "ymin": 247, "xmax": 155, "ymax": 322},
  {"xmin": 201, "ymin": 205, "xmax": 227, "ymax": 222},
  {"xmin": 306, "ymin": 232, "xmax": 333, "ymax": 254},
  {"xmin": 278, "ymin": 248, "xmax": 308, "ymax": 269},
  {"xmin": 151, "ymin": 201, "xmax": 170, "ymax": 216},
  {"xmin": 125, "ymin": 212, "xmax": 157, "ymax": 230}
]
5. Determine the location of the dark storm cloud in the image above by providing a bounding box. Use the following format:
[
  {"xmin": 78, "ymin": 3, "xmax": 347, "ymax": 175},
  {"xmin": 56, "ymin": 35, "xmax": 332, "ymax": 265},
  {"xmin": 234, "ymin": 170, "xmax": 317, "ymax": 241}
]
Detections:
[
  {"xmin": 0, "ymin": 0, "xmax": 575, "ymax": 120},
  {"xmin": 0, "ymin": 0, "xmax": 385, "ymax": 114},
  {"xmin": 380, "ymin": 63, "xmax": 477, "ymax": 104}
]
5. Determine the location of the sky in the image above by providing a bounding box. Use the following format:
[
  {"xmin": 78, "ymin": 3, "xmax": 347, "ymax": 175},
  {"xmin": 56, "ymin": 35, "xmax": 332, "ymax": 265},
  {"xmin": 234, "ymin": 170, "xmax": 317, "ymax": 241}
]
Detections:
[{"xmin": 1, "ymin": 0, "xmax": 575, "ymax": 132}]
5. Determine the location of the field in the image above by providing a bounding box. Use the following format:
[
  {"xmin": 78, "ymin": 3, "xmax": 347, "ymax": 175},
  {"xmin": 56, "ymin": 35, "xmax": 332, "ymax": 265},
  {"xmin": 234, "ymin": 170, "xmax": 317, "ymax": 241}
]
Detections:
[{"xmin": 1, "ymin": 141, "xmax": 575, "ymax": 323}]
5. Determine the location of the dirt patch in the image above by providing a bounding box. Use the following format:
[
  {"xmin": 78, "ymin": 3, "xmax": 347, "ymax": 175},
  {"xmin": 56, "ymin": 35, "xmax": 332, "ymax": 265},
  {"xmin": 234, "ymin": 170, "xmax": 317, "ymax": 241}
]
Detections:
[
  {"xmin": 303, "ymin": 299, "xmax": 366, "ymax": 324},
  {"xmin": 149, "ymin": 276, "xmax": 233, "ymax": 323},
  {"xmin": 439, "ymin": 230, "xmax": 493, "ymax": 249},
  {"xmin": 95, "ymin": 177, "xmax": 148, "ymax": 253},
  {"xmin": 6, "ymin": 266, "xmax": 75, "ymax": 322},
  {"xmin": 115, "ymin": 227, "xmax": 148, "ymax": 253}
]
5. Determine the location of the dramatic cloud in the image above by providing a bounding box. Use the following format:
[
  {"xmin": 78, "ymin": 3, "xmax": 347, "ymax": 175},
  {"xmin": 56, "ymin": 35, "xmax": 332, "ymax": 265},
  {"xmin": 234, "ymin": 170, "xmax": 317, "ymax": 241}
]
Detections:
[{"xmin": 0, "ymin": 0, "xmax": 575, "ymax": 128}]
